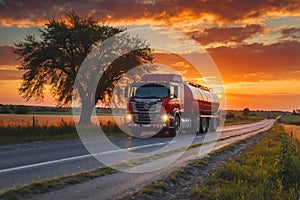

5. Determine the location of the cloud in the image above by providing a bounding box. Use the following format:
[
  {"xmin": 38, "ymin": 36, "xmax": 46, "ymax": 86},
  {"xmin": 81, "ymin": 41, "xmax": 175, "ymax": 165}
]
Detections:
[
  {"xmin": 153, "ymin": 52, "xmax": 201, "ymax": 79},
  {"xmin": 152, "ymin": 40, "xmax": 300, "ymax": 84},
  {"xmin": 281, "ymin": 27, "xmax": 300, "ymax": 40},
  {"xmin": 208, "ymin": 41, "xmax": 300, "ymax": 82},
  {"xmin": 191, "ymin": 24, "xmax": 264, "ymax": 45},
  {"xmin": 0, "ymin": 45, "xmax": 18, "ymax": 65},
  {"xmin": 0, "ymin": 0, "xmax": 299, "ymax": 27}
]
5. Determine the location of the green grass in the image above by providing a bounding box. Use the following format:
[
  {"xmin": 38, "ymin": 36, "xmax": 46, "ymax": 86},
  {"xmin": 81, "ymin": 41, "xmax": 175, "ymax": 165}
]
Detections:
[
  {"xmin": 223, "ymin": 110, "xmax": 282, "ymax": 126},
  {"xmin": 140, "ymin": 181, "xmax": 166, "ymax": 196},
  {"xmin": 0, "ymin": 167, "xmax": 116, "ymax": 200},
  {"xmin": 190, "ymin": 123, "xmax": 300, "ymax": 200}
]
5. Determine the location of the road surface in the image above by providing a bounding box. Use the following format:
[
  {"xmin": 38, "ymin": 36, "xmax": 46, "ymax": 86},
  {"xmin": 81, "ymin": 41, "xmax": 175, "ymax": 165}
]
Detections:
[{"xmin": 0, "ymin": 119, "xmax": 274, "ymax": 193}]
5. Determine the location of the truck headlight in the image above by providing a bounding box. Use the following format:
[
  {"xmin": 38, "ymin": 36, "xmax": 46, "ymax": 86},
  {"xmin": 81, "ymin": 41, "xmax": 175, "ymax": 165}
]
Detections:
[
  {"xmin": 161, "ymin": 114, "xmax": 169, "ymax": 122},
  {"xmin": 126, "ymin": 114, "xmax": 132, "ymax": 121}
]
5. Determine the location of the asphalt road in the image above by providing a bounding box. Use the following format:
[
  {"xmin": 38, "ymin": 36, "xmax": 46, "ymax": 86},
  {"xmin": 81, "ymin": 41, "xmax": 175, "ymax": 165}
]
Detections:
[{"xmin": 0, "ymin": 119, "xmax": 274, "ymax": 190}]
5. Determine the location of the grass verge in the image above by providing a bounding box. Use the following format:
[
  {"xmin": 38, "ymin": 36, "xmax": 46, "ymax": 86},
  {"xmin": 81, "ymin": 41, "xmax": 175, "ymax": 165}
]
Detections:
[
  {"xmin": 190, "ymin": 123, "xmax": 300, "ymax": 200},
  {"xmin": 0, "ymin": 167, "xmax": 116, "ymax": 200}
]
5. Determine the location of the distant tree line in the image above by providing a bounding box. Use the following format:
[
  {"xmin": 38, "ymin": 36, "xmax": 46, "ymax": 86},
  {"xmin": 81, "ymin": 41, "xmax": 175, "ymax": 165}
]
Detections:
[
  {"xmin": 0, "ymin": 104, "xmax": 71, "ymax": 114},
  {"xmin": 0, "ymin": 104, "xmax": 30, "ymax": 114}
]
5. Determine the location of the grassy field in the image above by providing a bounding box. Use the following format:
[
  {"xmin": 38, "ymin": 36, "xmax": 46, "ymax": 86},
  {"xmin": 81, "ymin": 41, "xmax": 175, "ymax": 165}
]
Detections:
[
  {"xmin": 190, "ymin": 123, "xmax": 300, "ymax": 199},
  {"xmin": 0, "ymin": 114, "xmax": 125, "ymax": 127},
  {"xmin": 278, "ymin": 113, "xmax": 300, "ymax": 125}
]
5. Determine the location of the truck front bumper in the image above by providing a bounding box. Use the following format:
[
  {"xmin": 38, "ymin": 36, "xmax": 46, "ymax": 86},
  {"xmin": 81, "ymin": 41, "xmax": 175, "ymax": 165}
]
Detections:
[{"xmin": 128, "ymin": 123, "xmax": 166, "ymax": 129}]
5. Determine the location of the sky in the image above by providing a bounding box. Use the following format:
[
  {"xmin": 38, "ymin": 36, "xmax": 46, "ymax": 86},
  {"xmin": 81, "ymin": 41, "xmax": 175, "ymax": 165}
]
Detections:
[{"xmin": 0, "ymin": 0, "xmax": 300, "ymax": 111}]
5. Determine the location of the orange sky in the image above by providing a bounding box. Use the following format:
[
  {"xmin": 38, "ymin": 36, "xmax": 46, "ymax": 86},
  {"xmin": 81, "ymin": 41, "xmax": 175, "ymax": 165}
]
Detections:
[{"xmin": 0, "ymin": 0, "xmax": 300, "ymax": 111}]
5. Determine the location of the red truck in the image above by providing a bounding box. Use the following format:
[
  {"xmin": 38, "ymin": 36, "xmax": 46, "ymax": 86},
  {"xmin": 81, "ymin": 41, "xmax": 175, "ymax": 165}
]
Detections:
[{"xmin": 126, "ymin": 74, "xmax": 220, "ymax": 137}]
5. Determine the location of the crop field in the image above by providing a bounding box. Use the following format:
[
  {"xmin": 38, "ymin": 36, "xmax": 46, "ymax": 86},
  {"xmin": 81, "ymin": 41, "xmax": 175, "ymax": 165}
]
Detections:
[
  {"xmin": 282, "ymin": 124, "xmax": 300, "ymax": 142},
  {"xmin": 0, "ymin": 114, "xmax": 125, "ymax": 127},
  {"xmin": 0, "ymin": 114, "xmax": 126, "ymax": 145}
]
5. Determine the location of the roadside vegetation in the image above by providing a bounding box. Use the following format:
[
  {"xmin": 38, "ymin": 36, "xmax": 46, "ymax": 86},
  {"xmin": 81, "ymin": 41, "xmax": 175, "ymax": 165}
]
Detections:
[
  {"xmin": 189, "ymin": 123, "xmax": 300, "ymax": 200},
  {"xmin": 129, "ymin": 123, "xmax": 300, "ymax": 200}
]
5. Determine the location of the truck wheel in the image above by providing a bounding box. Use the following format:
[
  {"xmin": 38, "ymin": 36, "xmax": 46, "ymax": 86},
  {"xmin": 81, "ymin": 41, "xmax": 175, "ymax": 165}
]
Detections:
[
  {"xmin": 209, "ymin": 118, "xmax": 218, "ymax": 132},
  {"xmin": 131, "ymin": 129, "xmax": 142, "ymax": 137},
  {"xmin": 170, "ymin": 115, "xmax": 181, "ymax": 137},
  {"xmin": 200, "ymin": 118, "xmax": 208, "ymax": 133}
]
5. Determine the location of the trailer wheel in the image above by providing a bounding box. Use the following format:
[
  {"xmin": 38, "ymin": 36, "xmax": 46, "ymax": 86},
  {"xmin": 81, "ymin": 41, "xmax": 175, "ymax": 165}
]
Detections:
[
  {"xmin": 170, "ymin": 115, "xmax": 181, "ymax": 137},
  {"xmin": 192, "ymin": 116, "xmax": 200, "ymax": 135},
  {"xmin": 200, "ymin": 118, "xmax": 208, "ymax": 133}
]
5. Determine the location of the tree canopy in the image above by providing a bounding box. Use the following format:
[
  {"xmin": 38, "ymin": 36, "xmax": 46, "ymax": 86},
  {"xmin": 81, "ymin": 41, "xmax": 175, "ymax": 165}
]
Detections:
[{"xmin": 14, "ymin": 12, "xmax": 153, "ymax": 124}]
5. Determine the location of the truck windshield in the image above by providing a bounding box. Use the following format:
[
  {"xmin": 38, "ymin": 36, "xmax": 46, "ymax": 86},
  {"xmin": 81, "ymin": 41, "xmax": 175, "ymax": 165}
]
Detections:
[{"xmin": 134, "ymin": 84, "xmax": 169, "ymax": 98}]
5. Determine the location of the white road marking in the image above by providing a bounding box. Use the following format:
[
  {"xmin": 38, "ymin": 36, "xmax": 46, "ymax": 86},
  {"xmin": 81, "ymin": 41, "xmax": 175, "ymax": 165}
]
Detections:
[{"xmin": 0, "ymin": 141, "xmax": 176, "ymax": 174}]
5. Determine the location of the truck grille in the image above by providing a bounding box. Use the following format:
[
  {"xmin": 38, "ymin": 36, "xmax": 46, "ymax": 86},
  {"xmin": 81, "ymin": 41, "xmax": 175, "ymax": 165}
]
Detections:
[{"xmin": 131, "ymin": 101, "xmax": 161, "ymax": 124}]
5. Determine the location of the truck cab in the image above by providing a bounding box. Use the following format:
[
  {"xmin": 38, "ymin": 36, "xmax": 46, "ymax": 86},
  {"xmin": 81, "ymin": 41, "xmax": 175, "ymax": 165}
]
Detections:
[{"xmin": 127, "ymin": 81, "xmax": 182, "ymax": 137}]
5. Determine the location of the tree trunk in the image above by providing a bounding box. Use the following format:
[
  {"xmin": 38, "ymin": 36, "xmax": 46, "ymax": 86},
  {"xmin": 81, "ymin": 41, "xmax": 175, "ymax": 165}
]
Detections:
[{"xmin": 78, "ymin": 98, "xmax": 95, "ymax": 126}]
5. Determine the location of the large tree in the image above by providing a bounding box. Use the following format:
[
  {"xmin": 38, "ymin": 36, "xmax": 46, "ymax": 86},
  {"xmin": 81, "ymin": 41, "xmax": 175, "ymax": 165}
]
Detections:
[{"xmin": 14, "ymin": 12, "xmax": 153, "ymax": 125}]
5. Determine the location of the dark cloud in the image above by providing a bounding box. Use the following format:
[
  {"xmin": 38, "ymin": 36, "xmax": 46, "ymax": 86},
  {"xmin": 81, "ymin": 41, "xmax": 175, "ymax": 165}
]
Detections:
[
  {"xmin": 0, "ymin": 0, "xmax": 299, "ymax": 26},
  {"xmin": 281, "ymin": 27, "xmax": 300, "ymax": 40},
  {"xmin": 0, "ymin": 45, "xmax": 18, "ymax": 65},
  {"xmin": 191, "ymin": 24, "xmax": 264, "ymax": 45}
]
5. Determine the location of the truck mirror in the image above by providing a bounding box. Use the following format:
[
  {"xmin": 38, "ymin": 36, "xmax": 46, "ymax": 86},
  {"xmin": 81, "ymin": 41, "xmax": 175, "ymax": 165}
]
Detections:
[{"xmin": 170, "ymin": 92, "xmax": 174, "ymax": 99}]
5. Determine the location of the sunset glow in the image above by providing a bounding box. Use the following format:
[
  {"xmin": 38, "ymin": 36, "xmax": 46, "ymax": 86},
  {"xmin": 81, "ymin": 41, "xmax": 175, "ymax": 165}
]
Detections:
[{"xmin": 0, "ymin": 0, "xmax": 300, "ymax": 111}]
